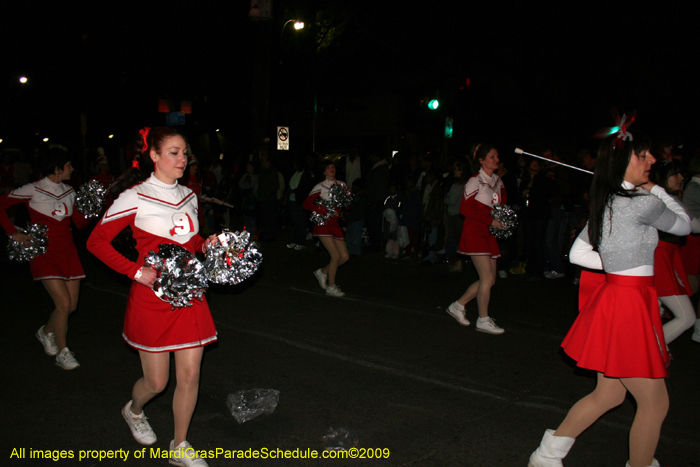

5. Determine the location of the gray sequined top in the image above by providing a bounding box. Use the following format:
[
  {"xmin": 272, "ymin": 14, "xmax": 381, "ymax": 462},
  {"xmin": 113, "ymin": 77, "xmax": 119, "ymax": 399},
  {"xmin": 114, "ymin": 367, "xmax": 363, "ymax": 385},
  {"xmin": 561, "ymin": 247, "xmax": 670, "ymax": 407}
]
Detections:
[{"xmin": 579, "ymin": 191, "xmax": 679, "ymax": 273}]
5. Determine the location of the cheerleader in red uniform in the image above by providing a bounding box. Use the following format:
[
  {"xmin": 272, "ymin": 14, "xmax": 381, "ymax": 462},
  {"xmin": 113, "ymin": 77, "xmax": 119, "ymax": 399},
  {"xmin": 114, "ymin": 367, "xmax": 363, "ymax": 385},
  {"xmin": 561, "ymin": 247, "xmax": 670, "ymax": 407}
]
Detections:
[
  {"xmin": 0, "ymin": 148, "xmax": 90, "ymax": 370},
  {"xmin": 650, "ymin": 161, "xmax": 699, "ymax": 344},
  {"xmin": 304, "ymin": 162, "xmax": 349, "ymax": 298},
  {"xmin": 446, "ymin": 144, "xmax": 506, "ymax": 335},
  {"xmin": 529, "ymin": 129, "xmax": 691, "ymax": 467},
  {"xmin": 87, "ymin": 127, "xmax": 216, "ymax": 467}
]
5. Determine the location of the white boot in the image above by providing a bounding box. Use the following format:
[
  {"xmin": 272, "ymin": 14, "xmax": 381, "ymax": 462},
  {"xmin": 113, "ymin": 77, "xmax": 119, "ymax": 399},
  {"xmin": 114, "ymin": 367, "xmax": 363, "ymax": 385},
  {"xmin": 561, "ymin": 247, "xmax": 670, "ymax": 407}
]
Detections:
[
  {"xmin": 528, "ymin": 429, "xmax": 575, "ymax": 467},
  {"xmin": 625, "ymin": 459, "xmax": 660, "ymax": 467}
]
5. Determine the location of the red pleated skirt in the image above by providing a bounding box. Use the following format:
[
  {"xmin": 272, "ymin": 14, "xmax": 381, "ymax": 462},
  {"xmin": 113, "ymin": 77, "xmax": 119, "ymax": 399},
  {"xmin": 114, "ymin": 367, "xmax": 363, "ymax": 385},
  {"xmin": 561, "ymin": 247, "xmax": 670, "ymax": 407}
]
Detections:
[
  {"xmin": 123, "ymin": 281, "xmax": 218, "ymax": 353},
  {"xmin": 30, "ymin": 234, "xmax": 85, "ymax": 281},
  {"xmin": 654, "ymin": 241, "xmax": 691, "ymax": 297},
  {"xmin": 313, "ymin": 217, "xmax": 344, "ymax": 240},
  {"xmin": 563, "ymin": 274, "xmax": 668, "ymax": 378},
  {"xmin": 457, "ymin": 221, "xmax": 500, "ymax": 258}
]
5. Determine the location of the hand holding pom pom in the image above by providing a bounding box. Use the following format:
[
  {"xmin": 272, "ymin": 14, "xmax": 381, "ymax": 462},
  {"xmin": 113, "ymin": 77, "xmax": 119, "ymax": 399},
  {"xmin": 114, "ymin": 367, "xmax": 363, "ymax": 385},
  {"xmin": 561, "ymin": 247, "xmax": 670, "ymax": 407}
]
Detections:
[
  {"xmin": 489, "ymin": 205, "xmax": 518, "ymax": 239},
  {"xmin": 203, "ymin": 229, "xmax": 263, "ymax": 285},
  {"xmin": 7, "ymin": 223, "xmax": 49, "ymax": 262},
  {"xmin": 311, "ymin": 182, "xmax": 353, "ymax": 225},
  {"xmin": 143, "ymin": 244, "xmax": 209, "ymax": 308}
]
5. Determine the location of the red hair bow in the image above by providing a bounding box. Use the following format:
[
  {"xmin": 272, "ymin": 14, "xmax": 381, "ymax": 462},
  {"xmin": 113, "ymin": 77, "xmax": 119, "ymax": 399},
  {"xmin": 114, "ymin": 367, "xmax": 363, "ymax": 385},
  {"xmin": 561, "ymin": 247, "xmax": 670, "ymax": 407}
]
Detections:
[{"xmin": 139, "ymin": 127, "xmax": 151, "ymax": 153}]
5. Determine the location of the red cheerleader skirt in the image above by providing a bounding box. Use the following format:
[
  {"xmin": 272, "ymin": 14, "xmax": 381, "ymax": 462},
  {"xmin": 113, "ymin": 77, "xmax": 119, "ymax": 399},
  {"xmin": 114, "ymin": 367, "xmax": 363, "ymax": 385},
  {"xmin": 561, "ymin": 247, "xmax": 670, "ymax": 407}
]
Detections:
[
  {"xmin": 30, "ymin": 234, "xmax": 85, "ymax": 281},
  {"xmin": 457, "ymin": 221, "xmax": 500, "ymax": 258},
  {"xmin": 313, "ymin": 216, "xmax": 344, "ymax": 240},
  {"xmin": 123, "ymin": 281, "xmax": 218, "ymax": 353},
  {"xmin": 680, "ymin": 234, "xmax": 700, "ymax": 275},
  {"xmin": 654, "ymin": 241, "xmax": 691, "ymax": 297},
  {"xmin": 562, "ymin": 274, "xmax": 668, "ymax": 379}
]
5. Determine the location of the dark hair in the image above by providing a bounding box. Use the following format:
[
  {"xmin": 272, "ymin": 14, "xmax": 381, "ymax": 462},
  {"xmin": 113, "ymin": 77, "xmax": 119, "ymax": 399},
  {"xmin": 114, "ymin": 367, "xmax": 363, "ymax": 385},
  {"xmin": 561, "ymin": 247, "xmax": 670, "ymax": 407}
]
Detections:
[
  {"xmin": 112, "ymin": 127, "xmax": 183, "ymax": 195},
  {"xmin": 650, "ymin": 159, "xmax": 682, "ymax": 194},
  {"xmin": 587, "ymin": 133, "xmax": 652, "ymax": 248},
  {"xmin": 472, "ymin": 143, "xmax": 496, "ymax": 161},
  {"xmin": 42, "ymin": 148, "xmax": 71, "ymax": 177},
  {"xmin": 687, "ymin": 155, "xmax": 700, "ymax": 178}
]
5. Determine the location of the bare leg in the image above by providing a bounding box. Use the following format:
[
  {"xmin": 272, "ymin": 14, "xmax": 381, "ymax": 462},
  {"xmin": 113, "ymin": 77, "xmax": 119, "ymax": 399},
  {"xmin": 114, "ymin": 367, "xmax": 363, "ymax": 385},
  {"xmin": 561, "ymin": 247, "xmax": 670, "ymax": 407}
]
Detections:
[
  {"xmin": 130, "ymin": 351, "xmax": 170, "ymax": 415},
  {"xmin": 320, "ymin": 237, "xmax": 349, "ymax": 287},
  {"xmin": 555, "ymin": 373, "xmax": 627, "ymax": 438},
  {"xmin": 620, "ymin": 377, "xmax": 668, "ymax": 467},
  {"xmin": 173, "ymin": 347, "xmax": 204, "ymax": 445},
  {"xmin": 456, "ymin": 256, "xmax": 497, "ymax": 318},
  {"xmin": 42, "ymin": 279, "xmax": 80, "ymax": 351}
]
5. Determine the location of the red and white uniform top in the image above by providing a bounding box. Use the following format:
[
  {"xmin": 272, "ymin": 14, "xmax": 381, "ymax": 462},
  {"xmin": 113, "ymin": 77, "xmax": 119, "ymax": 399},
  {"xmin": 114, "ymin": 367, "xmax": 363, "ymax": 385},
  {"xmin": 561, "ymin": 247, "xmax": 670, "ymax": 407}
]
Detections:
[
  {"xmin": 88, "ymin": 174, "xmax": 204, "ymax": 279},
  {"xmin": 0, "ymin": 177, "xmax": 83, "ymax": 237},
  {"xmin": 460, "ymin": 169, "xmax": 507, "ymax": 225},
  {"xmin": 303, "ymin": 180, "xmax": 348, "ymax": 215}
]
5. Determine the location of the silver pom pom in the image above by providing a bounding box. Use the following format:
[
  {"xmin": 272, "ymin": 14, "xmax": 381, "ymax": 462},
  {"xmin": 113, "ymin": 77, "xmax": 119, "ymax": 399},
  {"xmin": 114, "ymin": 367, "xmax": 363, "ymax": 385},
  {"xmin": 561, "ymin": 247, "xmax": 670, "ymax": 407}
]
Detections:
[
  {"xmin": 203, "ymin": 229, "xmax": 263, "ymax": 285},
  {"xmin": 144, "ymin": 244, "xmax": 209, "ymax": 308},
  {"xmin": 75, "ymin": 180, "xmax": 107, "ymax": 219},
  {"xmin": 7, "ymin": 223, "xmax": 49, "ymax": 262},
  {"xmin": 311, "ymin": 182, "xmax": 353, "ymax": 225},
  {"xmin": 489, "ymin": 205, "xmax": 518, "ymax": 239}
]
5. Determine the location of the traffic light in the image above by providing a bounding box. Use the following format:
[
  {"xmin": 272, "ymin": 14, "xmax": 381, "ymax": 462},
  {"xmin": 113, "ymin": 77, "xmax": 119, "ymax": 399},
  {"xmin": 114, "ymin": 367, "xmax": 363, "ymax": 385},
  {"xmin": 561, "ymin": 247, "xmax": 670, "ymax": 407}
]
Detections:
[{"xmin": 428, "ymin": 99, "xmax": 439, "ymax": 110}]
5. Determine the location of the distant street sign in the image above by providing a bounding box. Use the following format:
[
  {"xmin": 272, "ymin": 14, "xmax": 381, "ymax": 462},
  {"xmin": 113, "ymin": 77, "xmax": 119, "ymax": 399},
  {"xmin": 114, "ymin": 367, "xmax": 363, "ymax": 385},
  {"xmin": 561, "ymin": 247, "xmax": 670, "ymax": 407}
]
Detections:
[
  {"xmin": 277, "ymin": 126, "xmax": 289, "ymax": 150},
  {"xmin": 166, "ymin": 112, "xmax": 185, "ymax": 126}
]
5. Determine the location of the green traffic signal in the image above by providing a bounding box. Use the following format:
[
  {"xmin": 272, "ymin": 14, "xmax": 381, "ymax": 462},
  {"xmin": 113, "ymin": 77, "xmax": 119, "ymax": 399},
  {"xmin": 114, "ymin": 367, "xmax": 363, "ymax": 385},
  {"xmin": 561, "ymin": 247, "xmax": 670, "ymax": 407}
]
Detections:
[{"xmin": 428, "ymin": 99, "xmax": 439, "ymax": 110}]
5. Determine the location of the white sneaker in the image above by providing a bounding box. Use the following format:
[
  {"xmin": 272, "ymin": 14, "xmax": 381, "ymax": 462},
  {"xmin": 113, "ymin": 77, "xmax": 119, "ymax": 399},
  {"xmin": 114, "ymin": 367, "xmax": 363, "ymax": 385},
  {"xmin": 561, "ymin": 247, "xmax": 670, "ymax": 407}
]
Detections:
[
  {"xmin": 545, "ymin": 271, "xmax": 565, "ymax": 279},
  {"xmin": 169, "ymin": 440, "xmax": 208, "ymax": 467},
  {"xmin": 314, "ymin": 269, "xmax": 328, "ymax": 290},
  {"xmin": 122, "ymin": 400, "xmax": 157, "ymax": 445},
  {"xmin": 36, "ymin": 325, "xmax": 58, "ymax": 356},
  {"xmin": 446, "ymin": 302, "xmax": 470, "ymax": 326},
  {"xmin": 55, "ymin": 347, "xmax": 80, "ymax": 370},
  {"xmin": 294, "ymin": 245, "xmax": 305, "ymax": 250},
  {"xmin": 476, "ymin": 317, "xmax": 504, "ymax": 335},
  {"xmin": 326, "ymin": 285, "xmax": 345, "ymax": 297},
  {"xmin": 286, "ymin": 243, "xmax": 297, "ymax": 249},
  {"xmin": 498, "ymin": 270, "xmax": 508, "ymax": 279}
]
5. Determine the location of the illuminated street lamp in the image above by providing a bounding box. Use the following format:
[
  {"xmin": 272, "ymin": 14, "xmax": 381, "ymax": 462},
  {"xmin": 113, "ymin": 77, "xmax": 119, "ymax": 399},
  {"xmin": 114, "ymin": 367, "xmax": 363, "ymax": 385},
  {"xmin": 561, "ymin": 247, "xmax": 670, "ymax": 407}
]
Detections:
[
  {"xmin": 42, "ymin": 138, "xmax": 49, "ymax": 142},
  {"xmin": 19, "ymin": 76, "xmax": 28, "ymax": 84},
  {"xmin": 281, "ymin": 19, "xmax": 304, "ymax": 38}
]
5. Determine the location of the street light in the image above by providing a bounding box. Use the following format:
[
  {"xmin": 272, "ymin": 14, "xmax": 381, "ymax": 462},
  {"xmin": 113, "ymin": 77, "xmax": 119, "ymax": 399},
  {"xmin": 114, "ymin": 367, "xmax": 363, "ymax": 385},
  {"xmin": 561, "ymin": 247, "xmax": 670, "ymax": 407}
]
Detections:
[
  {"xmin": 281, "ymin": 19, "xmax": 304, "ymax": 38},
  {"xmin": 19, "ymin": 76, "xmax": 28, "ymax": 84}
]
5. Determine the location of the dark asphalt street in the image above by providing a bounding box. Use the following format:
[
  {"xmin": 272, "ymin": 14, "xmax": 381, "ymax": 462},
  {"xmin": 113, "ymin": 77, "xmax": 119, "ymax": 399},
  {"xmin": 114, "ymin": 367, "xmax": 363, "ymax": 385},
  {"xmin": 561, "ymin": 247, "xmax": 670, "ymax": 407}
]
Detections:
[{"xmin": 2, "ymin": 227, "xmax": 699, "ymax": 467}]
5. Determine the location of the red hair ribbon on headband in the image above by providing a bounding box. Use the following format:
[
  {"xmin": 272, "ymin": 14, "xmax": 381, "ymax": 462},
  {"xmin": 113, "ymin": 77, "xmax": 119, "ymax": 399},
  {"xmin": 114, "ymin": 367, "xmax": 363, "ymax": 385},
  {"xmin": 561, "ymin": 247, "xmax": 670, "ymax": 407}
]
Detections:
[
  {"xmin": 139, "ymin": 127, "xmax": 151, "ymax": 153},
  {"xmin": 472, "ymin": 143, "xmax": 482, "ymax": 159},
  {"xmin": 132, "ymin": 156, "xmax": 140, "ymax": 170}
]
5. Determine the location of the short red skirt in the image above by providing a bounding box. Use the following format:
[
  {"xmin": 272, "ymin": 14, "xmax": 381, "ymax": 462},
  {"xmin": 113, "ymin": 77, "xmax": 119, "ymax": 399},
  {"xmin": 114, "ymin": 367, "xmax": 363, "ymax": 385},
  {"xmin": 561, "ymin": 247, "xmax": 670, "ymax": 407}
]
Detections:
[
  {"xmin": 562, "ymin": 274, "xmax": 668, "ymax": 379},
  {"xmin": 577, "ymin": 269, "xmax": 605, "ymax": 311},
  {"xmin": 654, "ymin": 241, "xmax": 691, "ymax": 297},
  {"xmin": 313, "ymin": 217, "xmax": 344, "ymax": 240},
  {"xmin": 30, "ymin": 235, "xmax": 85, "ymax": 281},
  {"xmin": 457, "ymin": 221, "xmax": 500, "ymax": 258},
  {"xmin": 123, "ymin": 282, "xmax": 218, "ymax": 353},
  {"xmin": 680, "ymin": 234, "xmax": 700, "ymax": 275}
]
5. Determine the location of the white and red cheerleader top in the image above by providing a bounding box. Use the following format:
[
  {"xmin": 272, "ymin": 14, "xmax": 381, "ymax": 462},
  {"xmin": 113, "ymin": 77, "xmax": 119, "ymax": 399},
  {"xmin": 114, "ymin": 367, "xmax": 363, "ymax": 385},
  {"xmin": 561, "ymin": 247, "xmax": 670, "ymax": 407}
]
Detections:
[
  {"xmin": 460, "ymin": 169, "xmax": 507, "ymax": 225},
  {"xmin": 0, "ymin": 177, "xmax": 90, "ymax": 236},
  {"xmin": 303, "ymin": 179, "xmax": 348, "ymax": 216},
  {"xmin": 87, "ymin": 174, "xmax": 205, "ymax": 279}
]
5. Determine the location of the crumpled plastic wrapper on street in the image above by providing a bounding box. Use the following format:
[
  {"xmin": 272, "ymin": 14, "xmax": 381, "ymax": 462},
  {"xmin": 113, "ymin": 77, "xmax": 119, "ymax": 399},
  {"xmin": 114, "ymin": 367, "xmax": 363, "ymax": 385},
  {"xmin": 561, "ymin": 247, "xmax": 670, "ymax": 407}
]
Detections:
[
  {"xmin": 489, "ymin": 204, "xmax": 518, "ymax": 239},
  {"xmin": 74, "ymin": 180, "xmax": 107, "ymax": 219},
  {"xmin": 7, "ymin": 223, "xmax": 49, "ymax": 262},
  {"xmin": 311, "ymin": 182, "xmax": 353, "ymax": 226},
  {"xmin": 144, "ymin": 244, "xmax": 209, "ymax": 308},
  {"xmin": 323, "ymin": 427, "xmax": 359, "ymax": 451},
  {"xmin": 226, "ymin": 389, "xmax": 280, "ymax": 424},
  {"xmin": 203, "ymin": 229, "xmax": 262, "ymax": 285}
]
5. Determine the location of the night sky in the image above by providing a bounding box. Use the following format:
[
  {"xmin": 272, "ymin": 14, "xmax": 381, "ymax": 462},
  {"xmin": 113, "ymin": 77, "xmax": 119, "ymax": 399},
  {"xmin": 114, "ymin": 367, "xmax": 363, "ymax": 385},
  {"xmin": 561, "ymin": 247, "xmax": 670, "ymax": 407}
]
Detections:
[{"xmin": 2, "ymin": 2, "xmax": 698, "ymax": 163}]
